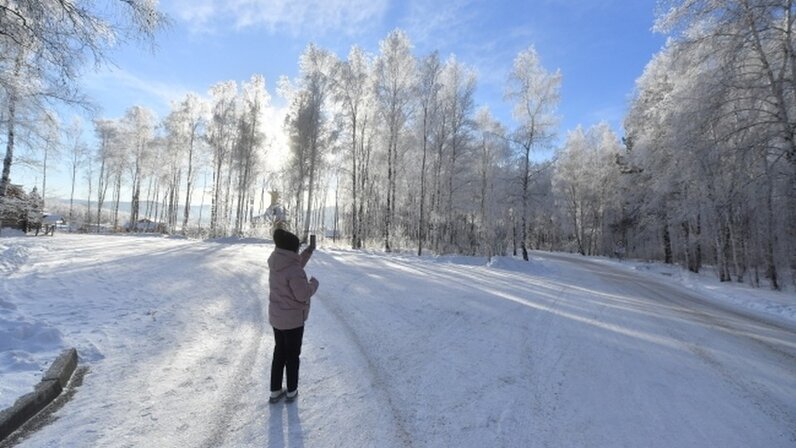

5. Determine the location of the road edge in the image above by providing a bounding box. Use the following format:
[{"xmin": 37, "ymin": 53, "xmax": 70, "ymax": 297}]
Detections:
[{"xmin": 0, "ymin": 348, "xmax": 78, "ymax": 443}]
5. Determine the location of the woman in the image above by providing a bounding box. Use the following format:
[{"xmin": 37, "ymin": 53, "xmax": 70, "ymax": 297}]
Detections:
[{"xmin": 268, "ymin": 228, "xmax": 319, "ymax": 403}]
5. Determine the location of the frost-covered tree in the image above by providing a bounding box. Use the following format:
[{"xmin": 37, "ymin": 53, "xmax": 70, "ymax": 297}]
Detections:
[
  {"xmin": 100, "ymin": 118, "xmax": 129, "ymax": 230},
  {"xmin": 374, "ymin": 30, "xmax": 416, "ymax": 252},
  {"xmin": 38, "ymin": 110, "xmax": 61, "ymax": 207},
  {"xmin": 165, "ymin": 92, "xmax": 208, "ymax": 234},
  {"xmin": 1, "ymin": 46, "xmax": 41, "ymax": 198},
  {"xmin": 0, "ymin": 0, "xmax": 165, "ymax": 197},
  {"xmin": 414, "ymin": 52, "xmax": 443, "ymax": 255},
  {"xmin": 65, "ymin": 117, "xmax": 87, "ymax": 226},
  {"xmin": 93, "ymin": 118, "xmax": 119, "ymax": 231},
  {"xmin": 207, "ymin": 81, "xmax": 240, "ymax": 237},
  {"xmin": 122, "ymin": 106, "xmax": 156, "ymax": 231},
  {"xmin": 298, "ymin": 46, "xmax": 335, "ymax": 241},
  {"xmin": 438, "ymin": 56, "xmax": 476, "ymax": 252},
  {"xmin": 553, "ymin": 124, "xmax": 622, "ymax": 256},
  {"xmin": 474, "ymin": 107, "xmax": 510, "ymax": 259},
  {"xmin": 622, "ymin": 1, "xmax": 796, "ymax": 288},
  {"xmin": 234, "ymin": 75, "xmax": 270, "ymax": 235},
  {"xmin": 283, "ymin": 45, "xmax": 336, "ymax": 240},
  {"xmin": 333, "ymin": 45, "xmax": 373, "ymax": 249},
  {"xmin": 29, "ymin": 186, "xmax": 43, "ymax": 226},
  {"xmin": 505, "ymin": 46, "xmax": 561, "ymax": 260}
]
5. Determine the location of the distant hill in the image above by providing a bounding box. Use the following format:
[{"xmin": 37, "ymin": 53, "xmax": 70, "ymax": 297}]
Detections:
[
  {"xmin": 46, "ymin": 198, "xmax": 211, "ymax": 226},
  {"xmin": 46, "ymin": 197, "xmax": 340, "ymax": 230}
]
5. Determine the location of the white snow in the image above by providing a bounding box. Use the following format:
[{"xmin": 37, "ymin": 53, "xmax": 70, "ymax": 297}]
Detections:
[{"xmin": 1, "ymin": 234, "xmax": 795, "ymax": 447}]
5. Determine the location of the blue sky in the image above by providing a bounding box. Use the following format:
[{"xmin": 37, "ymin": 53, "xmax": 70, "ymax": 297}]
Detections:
[
  {"xmin": 88, "ymin": 0, "xmax": 666, "ymax": 127},
  {"xmin": 20, "ymin": 0, "xmax": 666, "ymax": 198}
]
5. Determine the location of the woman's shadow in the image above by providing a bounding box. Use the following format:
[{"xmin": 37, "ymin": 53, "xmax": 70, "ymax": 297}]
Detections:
[{"xmin": 268, "ymin": 403, "xmax": 304, "ymax": 448}]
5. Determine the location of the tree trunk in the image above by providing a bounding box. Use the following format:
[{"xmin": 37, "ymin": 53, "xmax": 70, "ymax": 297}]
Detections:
[
  {"xmin": 0, "ymin": 53, "xmax": 22, "ymax": 198},
  {"xmin": 96, "ymin": 154, "xmax": 107, "ymax": 232},
  {"xmin": 334, "ymin": 176, "xmax": 339, "ymax": 243},
  {"xmin": 303, "ymin": 148, "xmax": 317, "ymax": 244},
  {"xmin": 144, "ymin": 176, "xmax": 154, "ymax": 220},
  {"xmin": 418, "ymin": 110, "xmax": 429, "ymax": 256},
  {"xmin": 479, "ymin": 138, "xmax": 488, "ymax": 260},
  {"xmin": 42, "ymin": 146, "xmax": 49, "ymax": 208},
  {"xmin": 1, "ymin": 95, "xmax": 17, "ymax": 198},
  {"xmin": 521, "ymin": 143, "xmax": 531, "ymax": 261},
  {"xmin": 662, "ymin": 214, "xmax": 673, "ymax": 264},
  {"xmin": 85, "ymin": 159, "xmax": 93, "ymax": 229},
  {"xmin": 131, "ymin": 173, "xmax": 141, "ymax": 232},
  {"xmin": 182, "ymin": 128, "xmax": 196, "ymax": 234},
  {"xmin": 384, "ymin": 130, "xmax": 395, "ymax": 252},
  {"xmin": 764, "ymin": 161, "xmax": 779, "ymax": 290},
  {"xmin": 113, "ymin": 172, "xmax": 121, "ymax": 230},
  {"xmin": 211, "ymin": 149, "xmax": 223, "ymax": 236},
  {"xmin": 351, "ymin": 116, "xmax": 358, "ymax": 249},
  {"xmin": 69, "ymin": 157, "xmax": 78, "ymax": 226}
]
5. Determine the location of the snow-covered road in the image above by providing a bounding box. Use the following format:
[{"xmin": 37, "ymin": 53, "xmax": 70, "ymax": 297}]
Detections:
[{"xmin": 2, "ymin": 234, "xmax": 795, "ymax": 447}]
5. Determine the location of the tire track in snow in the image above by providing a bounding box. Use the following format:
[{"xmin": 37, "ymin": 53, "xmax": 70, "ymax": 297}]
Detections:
[
  {"xmin": 522, "ymin": 284, "xmax": 570, "ymax": 447},
  {"xmin": 686, "ymin": 341, "xmax": 796, "ymax": 442},
  {"xmin": 626, "ymin": 279, "xmax": 796, "ymax": 443},
  {"xmin": 196, "ymin": 265, "xmax": 267, "ymax": 448},
  {"xmin": 319, "ymin": 292, "xmax": 415, "ymax": 447},
  {"xmin": 553, "ymin": 255, "xmax": 796, "ymax": 443}
]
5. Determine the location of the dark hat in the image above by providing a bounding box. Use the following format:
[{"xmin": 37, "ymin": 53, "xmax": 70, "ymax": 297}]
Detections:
[{"xmin": 273, "ymin": 228, "xmax": 300, "ymax": 253}]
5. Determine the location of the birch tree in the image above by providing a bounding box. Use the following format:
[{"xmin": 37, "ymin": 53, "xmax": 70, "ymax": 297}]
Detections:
[
  {"xmin": 474, "ymin": 107, "xmax": 510, "ymax": 259},
  {"xmin": 40, "ymin": 110, "xmax": 61, "ymax": 206},
  {"xmin": 165, "ymin": 93, "xmax": 208, "ymax": 234},
  {"xmin": 93, "ymin": 119, "xmax": 118, "ymax": 231},
  {"xmin": 415, "ymin": 52, "xmax": 443, "ymax": 255},
  {"xmin": 334, "ymin": 45, "xmax": 373, "ymax": 249},
  {"xmin": 302, "ymin": 45, "xmax": 335, "ymax": 242},
  {"xmin": 553, "ymin": 124, "xmax": 622, "ymax": 256},
  {"xmin": 0, "ymin": 0, "xmax": 165, "ymax": 198},
  {"xmin": 122, "ymin": 106, "xmax": 156, "ymax": 231},
  {"xmin": 374, "ymin": 30, "xmax": 416, "ymax": 252},
  {"xmin": 65, "ymin": 117, "xmax": 87, "ymax": 226},
  {"xmin": 439, "ymin": 56, "xmax": 476, "ymax": 251},
  {"xmin": 653, "ymin": 0, "xmax": 796, "ymax": 287},
  {"xmin": 505, "ymin": 46, "xmax": 561, "ymax": 260},
  {"xmin": 234, "ymin": 75, "xmax": 270, "ymax": 235},
  {"xmin": 207, "ymin": 81, "xmax": 239, "ymax": 236}
]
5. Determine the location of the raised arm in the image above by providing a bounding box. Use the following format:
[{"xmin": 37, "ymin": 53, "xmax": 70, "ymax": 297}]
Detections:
[{"xmin": 299, "ymin": 246, "xmax": 314, "ymax": 267}]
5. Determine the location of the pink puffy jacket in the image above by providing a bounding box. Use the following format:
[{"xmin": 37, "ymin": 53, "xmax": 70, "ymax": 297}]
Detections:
[{"xmin": 268, "ymin": 247, "xmax": 319, "ymax": 330}]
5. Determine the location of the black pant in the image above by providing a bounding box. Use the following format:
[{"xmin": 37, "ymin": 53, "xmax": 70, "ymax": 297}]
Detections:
[{"xmin": 270, "ymin": 326, "xmax": 304, "ymax": 392}]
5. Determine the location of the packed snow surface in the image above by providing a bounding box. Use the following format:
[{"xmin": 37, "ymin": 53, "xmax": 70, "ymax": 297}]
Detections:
[{"xmin": 1, "ymin": 234, "xmax": 795, "ymax": 447}]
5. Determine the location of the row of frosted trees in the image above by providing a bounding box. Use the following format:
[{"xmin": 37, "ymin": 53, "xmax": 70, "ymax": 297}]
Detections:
[
  {"xmin": 280, "ymin": 31, "xmax": 565, "ymax": 260},
  {"xmin": 83, "ymin": 76, "xmax": 271, "ymax": 236},
  {"xmin": 55, "ymin": 29, "xmax": 569, "ymax": 256},
  {"xmin": 4, "ymin": 1, "xmax": 792, "ymax": 289},
  {"xmin": 279, "ymin": 32, "xmax": 633, "ymax": 271},
  {"xmin": 0, "ymin": 1, "xmax": 165, "ymax": 227},
  {"xmin": 544, "ymin": 1, "xmax": 796, "ymax": 290},
  {"xmin": 621, "ymin": 0, "xmax": 796, "ymax": 289}
]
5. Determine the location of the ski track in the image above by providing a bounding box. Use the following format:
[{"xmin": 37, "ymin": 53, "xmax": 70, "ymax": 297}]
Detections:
[{"xmin": 1, "ymin": 236, "xmax": 795, "ymax": 447}]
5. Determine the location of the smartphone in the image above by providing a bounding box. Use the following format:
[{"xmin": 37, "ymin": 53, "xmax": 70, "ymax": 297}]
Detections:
[{"xmin": 310, "ymin": 234, "xmax": 316, "ymax": 247}]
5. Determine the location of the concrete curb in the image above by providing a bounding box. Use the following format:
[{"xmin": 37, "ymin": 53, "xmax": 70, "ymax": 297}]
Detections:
[{"xmin": 0, "ymin": 348, "xmax": 78, "ymax": 442}]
